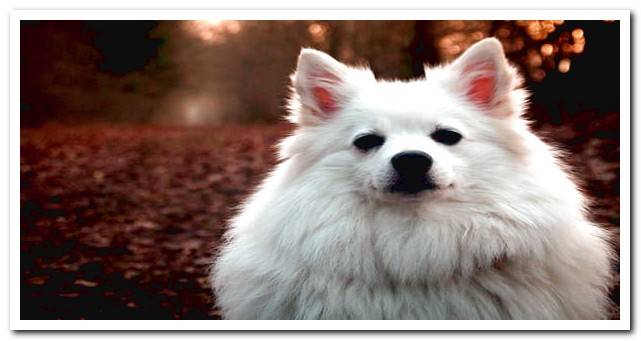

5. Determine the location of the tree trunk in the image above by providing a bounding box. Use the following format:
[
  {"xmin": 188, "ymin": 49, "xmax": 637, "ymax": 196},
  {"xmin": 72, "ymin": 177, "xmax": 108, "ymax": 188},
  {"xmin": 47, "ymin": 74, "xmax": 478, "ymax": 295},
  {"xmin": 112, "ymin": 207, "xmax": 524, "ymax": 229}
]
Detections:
[{"xmin": 408, "ymin": 20, "xmax": 439, "ymax": 78}]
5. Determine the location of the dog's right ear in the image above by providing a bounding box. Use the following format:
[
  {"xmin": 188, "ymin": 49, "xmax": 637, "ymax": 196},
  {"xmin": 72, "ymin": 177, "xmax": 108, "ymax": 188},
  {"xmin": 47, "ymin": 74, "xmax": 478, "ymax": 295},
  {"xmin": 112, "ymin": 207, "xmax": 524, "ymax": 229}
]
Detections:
[
  {"xmin": 291, "ymin": 49, "xmax": 372, "ymax": 124},
  {"xmin": 445, "ymin": 38, "xmax": 517, "ymax": 116}
]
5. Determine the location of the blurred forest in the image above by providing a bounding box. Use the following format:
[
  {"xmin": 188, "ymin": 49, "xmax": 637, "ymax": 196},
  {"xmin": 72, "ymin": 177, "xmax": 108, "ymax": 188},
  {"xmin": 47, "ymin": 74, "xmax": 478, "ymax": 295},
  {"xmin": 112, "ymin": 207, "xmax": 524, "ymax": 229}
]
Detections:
[
  {"xmin": 21, "ymin": 20, "xmax": 619, "ymax": 125},
  {"xmin": 20, "ymin": 20, "xmax": 621, "ymax": 320}
]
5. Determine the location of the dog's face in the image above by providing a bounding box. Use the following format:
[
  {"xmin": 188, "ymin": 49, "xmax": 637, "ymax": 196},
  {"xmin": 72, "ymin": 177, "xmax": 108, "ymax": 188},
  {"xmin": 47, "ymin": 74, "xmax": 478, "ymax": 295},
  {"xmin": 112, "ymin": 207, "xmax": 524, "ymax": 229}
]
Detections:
[{"xmin": 284, "ymin": 38, "xmax": 528, "ymax": 205}]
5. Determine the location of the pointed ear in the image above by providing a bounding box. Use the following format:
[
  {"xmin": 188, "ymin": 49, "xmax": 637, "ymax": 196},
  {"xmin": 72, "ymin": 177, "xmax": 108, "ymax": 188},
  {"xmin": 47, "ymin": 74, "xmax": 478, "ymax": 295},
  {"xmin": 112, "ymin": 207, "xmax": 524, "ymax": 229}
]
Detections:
[
  {"xmin": 291, "ymin": 49, "xmax": 370, "ymax": 122},
  {"xmin": 447, "ymin": 38, "xmax": 516, "ymax": 114}
]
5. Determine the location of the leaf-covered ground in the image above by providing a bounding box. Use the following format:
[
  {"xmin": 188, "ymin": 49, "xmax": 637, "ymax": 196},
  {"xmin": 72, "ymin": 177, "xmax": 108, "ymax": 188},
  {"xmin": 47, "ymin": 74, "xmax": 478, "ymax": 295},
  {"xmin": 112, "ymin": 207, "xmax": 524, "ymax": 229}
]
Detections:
[{"xmin": 20, "ymin": 120, "xmax": 620, "ymax": 320}]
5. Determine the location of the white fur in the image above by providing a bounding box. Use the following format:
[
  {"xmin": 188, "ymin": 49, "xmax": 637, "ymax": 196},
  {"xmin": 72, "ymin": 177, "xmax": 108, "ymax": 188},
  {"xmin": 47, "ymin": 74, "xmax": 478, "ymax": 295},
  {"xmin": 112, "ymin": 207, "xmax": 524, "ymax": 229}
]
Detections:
[{"xmin": 211, "ymin": 38, "xmax": 613, "ymax": 319}]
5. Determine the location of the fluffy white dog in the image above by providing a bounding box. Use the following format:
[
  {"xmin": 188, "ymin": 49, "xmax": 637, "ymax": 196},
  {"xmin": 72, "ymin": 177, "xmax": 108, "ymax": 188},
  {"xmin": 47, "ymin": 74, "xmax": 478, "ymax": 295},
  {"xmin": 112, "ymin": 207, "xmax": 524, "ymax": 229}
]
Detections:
[{"xmin": 211, "ymin": 38, "xmax": 613, "ymax": 319}]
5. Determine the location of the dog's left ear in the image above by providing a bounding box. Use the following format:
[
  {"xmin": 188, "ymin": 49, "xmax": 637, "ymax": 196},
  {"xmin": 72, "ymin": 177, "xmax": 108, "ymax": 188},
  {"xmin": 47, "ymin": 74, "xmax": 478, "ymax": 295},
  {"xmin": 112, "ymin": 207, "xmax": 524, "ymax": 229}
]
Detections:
[{"xmin": 446, "ymin": 38, "xmax": 516, "ymax": 115}]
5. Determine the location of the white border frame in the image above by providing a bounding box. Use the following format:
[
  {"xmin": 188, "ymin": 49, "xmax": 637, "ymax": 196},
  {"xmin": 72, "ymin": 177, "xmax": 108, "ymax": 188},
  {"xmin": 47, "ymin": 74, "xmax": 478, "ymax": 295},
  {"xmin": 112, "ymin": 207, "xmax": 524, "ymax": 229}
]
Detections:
[{"xmin": 9, "ymin": 9, "xmax": 631, "ymax": 331}]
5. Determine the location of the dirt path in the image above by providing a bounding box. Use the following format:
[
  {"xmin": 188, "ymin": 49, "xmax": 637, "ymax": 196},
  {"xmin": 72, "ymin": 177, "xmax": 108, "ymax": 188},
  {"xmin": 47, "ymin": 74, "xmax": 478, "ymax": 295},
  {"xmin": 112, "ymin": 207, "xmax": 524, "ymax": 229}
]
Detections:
[{"xmin": 20, "ymin": 122, "xmax": 620, "ymax": 319}]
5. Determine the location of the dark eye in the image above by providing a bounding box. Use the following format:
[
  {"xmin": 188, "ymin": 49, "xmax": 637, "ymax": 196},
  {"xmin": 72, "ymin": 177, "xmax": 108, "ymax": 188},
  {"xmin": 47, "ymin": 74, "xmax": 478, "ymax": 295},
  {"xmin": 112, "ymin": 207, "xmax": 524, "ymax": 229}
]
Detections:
[
  {"xmin": 431, "ymin": 129, "xmax": 462, "ymax": 145},
  {"xmin": 353, "ymin": 133, "xmax": 385, "ymax": 152}
]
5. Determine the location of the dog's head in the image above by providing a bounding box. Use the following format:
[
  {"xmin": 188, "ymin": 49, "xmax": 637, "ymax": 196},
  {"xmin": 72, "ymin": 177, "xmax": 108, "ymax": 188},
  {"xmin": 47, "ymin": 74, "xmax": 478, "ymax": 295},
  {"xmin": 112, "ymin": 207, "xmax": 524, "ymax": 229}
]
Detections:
[{"xmin": 283, "ymin": 38, "xmax": 531, "ymax": 205}]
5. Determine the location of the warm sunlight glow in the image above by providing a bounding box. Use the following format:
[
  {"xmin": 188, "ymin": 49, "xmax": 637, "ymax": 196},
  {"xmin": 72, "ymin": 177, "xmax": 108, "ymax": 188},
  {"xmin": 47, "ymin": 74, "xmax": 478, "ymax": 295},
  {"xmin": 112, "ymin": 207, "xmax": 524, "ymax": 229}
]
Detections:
[
  {"xmin": 516, "ymin": 20, "xmax": 563, "ymax": 41},
  {"xmin": 558, "ymin": 58, "xmax": 571, "ymax": 73},
  {"xmin": 308, "ymin": 23, "xmax": 329, "ymax": 43},
  {"xmin": 202, "ymin": 20, "xmax": 223, "ymax": 26},
  {"xmin": 572, "ymin": 28, "xmax": 584, "ymax": 39},
  {"xmin": 540, "ymin": 43, "xmax": 554, "ymax": 56},
  {"xmin": 183, "ymin": 20, "xmax": 242, "ymax": 45}
]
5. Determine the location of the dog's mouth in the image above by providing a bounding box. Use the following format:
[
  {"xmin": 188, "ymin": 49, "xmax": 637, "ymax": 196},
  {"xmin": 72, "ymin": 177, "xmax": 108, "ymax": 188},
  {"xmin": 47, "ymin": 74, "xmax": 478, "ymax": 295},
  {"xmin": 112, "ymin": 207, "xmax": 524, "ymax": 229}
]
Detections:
[{"xmin": 388, "ymin": 176, "xmax": 437, "ymax": 195}]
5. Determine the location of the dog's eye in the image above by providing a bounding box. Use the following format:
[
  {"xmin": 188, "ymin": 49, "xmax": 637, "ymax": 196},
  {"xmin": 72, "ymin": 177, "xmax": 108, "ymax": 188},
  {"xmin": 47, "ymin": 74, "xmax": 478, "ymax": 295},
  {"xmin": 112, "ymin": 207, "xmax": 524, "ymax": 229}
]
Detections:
[
  {"xmin": 431, "ymin": 129, "xmax": 462, "ymax": 145},
  {"xmin": 353, "ymin": 133, "xmax": 385, "ymax": 152}
]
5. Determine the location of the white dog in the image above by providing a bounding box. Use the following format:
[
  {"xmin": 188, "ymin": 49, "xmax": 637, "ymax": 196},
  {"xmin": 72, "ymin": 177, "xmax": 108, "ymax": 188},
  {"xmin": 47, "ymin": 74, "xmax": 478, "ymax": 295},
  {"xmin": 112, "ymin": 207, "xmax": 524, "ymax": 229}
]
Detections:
[{"xmin": 211, "ymin": 38, "xmax": 613, "ymax": 319}]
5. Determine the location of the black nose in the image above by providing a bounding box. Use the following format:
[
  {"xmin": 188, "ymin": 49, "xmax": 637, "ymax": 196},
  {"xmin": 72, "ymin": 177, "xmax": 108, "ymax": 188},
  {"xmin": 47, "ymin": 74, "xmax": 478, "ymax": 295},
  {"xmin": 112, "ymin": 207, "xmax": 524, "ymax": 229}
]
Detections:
[{"xmin": 391, "ymin": 151, "xmax": 433, "ymax": 176}]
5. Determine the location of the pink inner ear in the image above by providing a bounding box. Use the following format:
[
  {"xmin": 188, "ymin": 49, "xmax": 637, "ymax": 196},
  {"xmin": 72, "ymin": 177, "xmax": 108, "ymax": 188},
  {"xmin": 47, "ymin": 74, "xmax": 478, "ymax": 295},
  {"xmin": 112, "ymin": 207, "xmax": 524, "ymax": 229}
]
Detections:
[
  {"xmin": 308, "ymin": 70, "xmax": 342, "ymax": 117},
  {"xmin": 312, "ymin": 86, "xmax": 337, "ymax": 114},
  {"xmin": 467, "ymin": 76, "xmax": 495, "ymax": 106},
  {"xmin": 461, "ymin": 60, "xmax": 497, "ymax": 107}
]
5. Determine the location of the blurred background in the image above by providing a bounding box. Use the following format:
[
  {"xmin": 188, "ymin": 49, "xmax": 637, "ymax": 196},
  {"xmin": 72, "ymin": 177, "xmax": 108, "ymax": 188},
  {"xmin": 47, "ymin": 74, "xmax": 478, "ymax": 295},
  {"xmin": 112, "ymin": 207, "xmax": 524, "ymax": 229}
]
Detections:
[
  {"xmin": 20, "ymin": 20, "xmax": 620, "ymax": 319},
  {"xmin": 21, "ymin": 20, "xmax": 620, "ymax": 126}
]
